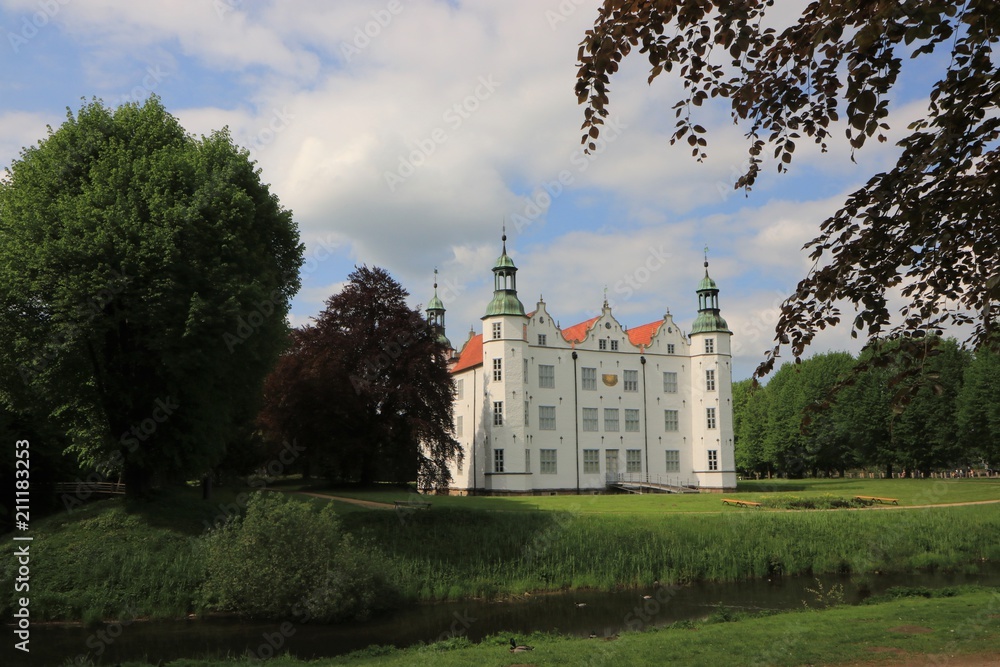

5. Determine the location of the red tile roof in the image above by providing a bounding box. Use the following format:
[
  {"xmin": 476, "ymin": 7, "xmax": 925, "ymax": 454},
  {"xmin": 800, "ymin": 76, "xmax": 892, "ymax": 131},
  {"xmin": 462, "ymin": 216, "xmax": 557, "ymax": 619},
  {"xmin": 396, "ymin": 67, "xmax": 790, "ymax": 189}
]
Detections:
[
  {"xmin": 451, "ymin": 333, "xmax": 483, "ymax": 373},
  {"xmin": 561, "ymin": 316, "xmax": 600, "ymax": 344},
  {"xmin": 627, "ymin": 320, "xmax": 665, "ymax": 348}
]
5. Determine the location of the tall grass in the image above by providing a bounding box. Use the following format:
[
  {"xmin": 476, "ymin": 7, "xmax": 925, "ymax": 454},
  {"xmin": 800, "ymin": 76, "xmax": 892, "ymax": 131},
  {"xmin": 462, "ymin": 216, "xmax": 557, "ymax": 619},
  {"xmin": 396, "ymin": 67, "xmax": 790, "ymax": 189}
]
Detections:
[{"xmin": 343, "ymin": 505, "xmax": 1000, "ymax": 601}]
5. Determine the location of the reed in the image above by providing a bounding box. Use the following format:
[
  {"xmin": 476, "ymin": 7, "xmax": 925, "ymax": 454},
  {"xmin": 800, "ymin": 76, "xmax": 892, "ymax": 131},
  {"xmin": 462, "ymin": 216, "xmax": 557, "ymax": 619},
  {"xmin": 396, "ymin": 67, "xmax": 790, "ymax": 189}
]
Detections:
[{"xmin": 342, "ymin": 504, "xmax": 1000, "ymax": 601}]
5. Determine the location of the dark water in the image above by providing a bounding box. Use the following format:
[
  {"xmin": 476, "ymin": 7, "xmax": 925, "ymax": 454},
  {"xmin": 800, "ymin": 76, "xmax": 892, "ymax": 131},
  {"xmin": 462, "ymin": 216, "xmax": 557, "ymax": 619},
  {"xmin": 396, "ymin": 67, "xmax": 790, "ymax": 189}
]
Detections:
[{"xmin": 14, "ymin": 568, "xmax": 1000, "ymax": 666}]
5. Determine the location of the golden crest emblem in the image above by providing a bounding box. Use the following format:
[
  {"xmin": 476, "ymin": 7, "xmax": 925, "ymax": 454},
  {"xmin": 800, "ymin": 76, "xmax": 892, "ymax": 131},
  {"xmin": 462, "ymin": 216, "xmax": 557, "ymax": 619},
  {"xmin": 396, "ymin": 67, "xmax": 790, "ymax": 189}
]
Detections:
[{"xmin": 602, "ymin": 374, "xmax": 618, "ymax": 387}]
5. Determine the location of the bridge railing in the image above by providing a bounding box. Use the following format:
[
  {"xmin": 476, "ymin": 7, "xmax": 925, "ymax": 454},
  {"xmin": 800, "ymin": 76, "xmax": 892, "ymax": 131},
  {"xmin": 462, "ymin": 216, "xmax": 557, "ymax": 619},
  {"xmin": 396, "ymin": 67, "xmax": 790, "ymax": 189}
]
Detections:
[{"xmin": 606, "ymin": 472, "xmax": 699, "ymax": 491}]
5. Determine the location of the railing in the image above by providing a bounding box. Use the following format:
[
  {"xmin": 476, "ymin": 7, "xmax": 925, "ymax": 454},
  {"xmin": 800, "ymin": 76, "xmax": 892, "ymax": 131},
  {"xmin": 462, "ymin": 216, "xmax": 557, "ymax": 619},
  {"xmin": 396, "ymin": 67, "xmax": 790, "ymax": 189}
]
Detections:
[
  {"xmin": 54, "ymin": 482, "xmax": 126, "ymax": 496},
  {"xmin": 606, "ymin": 472, "xmax": 699, "ymax": 492}
]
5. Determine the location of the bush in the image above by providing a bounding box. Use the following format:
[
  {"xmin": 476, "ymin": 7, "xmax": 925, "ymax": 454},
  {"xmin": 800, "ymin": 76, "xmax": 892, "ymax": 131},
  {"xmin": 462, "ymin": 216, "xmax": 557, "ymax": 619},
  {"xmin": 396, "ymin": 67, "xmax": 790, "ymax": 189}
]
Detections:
[{"xmin": 200, "ymin": 492, "xmax": 397, "ymax": 621}]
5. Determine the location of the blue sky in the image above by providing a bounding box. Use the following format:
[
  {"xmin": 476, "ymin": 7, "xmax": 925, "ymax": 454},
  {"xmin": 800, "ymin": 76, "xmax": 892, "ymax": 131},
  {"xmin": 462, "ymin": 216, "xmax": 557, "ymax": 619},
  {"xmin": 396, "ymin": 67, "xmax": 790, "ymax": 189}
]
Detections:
[{"xmin": 0, "ymin": 0, "xmax": 941, "ymax": 379}]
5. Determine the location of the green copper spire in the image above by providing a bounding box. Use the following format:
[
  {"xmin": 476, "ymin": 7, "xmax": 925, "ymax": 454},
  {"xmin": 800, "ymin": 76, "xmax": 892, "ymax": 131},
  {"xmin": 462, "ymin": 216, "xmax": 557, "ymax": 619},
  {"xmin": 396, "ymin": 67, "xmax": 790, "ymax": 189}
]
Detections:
[
  {"xmin": 483, "ymin": 227, "xmax": 526, "ymax": 318},
  {"xmin": 691, "ymin": 251, "xmax": 730, "ymax": 334},
  {"xmin": 426, "ymin": 268, "xmax": 452, "ymax": 349}
]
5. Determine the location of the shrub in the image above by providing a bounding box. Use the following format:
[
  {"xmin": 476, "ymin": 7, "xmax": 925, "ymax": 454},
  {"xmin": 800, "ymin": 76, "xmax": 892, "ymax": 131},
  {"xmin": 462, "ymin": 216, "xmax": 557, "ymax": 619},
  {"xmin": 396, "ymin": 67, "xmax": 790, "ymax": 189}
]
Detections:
[{"xmin": 200, "ymin": 492, "xmax": 396, "ymax": 621}]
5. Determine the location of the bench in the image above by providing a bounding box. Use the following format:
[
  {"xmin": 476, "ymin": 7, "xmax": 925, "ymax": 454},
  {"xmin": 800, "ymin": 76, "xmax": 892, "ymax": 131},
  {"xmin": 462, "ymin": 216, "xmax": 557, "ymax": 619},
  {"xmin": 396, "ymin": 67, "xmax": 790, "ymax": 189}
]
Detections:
[
  {"xmin": 393, "ymin": 500, "xmax": 431, "ymax": 510},
  {"xmin": 722, "ymin": 498, "xmax": 761, "ymax": 508},
  {"xmin": 855, "ymin": 495, "xmax": 899, "ymax": 505}
]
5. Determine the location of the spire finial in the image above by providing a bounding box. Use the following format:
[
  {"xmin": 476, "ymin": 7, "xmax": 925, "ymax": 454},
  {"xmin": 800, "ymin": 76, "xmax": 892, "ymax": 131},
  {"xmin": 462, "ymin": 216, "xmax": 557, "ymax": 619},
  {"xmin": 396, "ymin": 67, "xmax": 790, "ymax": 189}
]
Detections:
[
  {"xmin": 502, "ymin": 219, "xmax": 507, "ymax": 251},
  {"xmin": 603, "ymin": 285, "xmax": 609, "ymax": 308},
  {"xmin": 433, "ymin": 267, "xmax": 438, "ymax": 291},
  {"xmin": 704, "ymin": 244, "xmax": 710, "ymax": 269}
]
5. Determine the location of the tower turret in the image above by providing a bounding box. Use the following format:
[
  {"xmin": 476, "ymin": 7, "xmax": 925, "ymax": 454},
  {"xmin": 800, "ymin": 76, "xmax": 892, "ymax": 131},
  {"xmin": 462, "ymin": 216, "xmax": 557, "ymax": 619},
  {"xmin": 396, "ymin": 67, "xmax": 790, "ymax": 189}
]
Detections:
[
  {"xmin": 483, "ymin": 230, "xmax": 526, "ymax": 318},
  {"xmin": 426, "ymin": 268, "xmax": 452, "ymax": 350}
]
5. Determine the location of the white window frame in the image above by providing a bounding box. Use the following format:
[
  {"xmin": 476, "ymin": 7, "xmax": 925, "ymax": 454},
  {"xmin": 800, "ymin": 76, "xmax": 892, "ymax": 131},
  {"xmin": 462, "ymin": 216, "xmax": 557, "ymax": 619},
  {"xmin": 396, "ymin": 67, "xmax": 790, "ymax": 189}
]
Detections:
[
  {"xmin": 538, "ymin": 364, "xmax": 555, "ymax": 388},
  {"xmin": 540, "ymin": 449, "xmax": 557, "ymax": 474},
  {"xmin": 539, "ymin": 405, "xmax": 556, "ymax": 430},
  {"xmin": 582, "ymin": 407, "xmax": 598, "ymax": 432},
  {"xmin": 625, "ymin": 408, "xmax": 640, "ymax": 432},
  {"xmin": 582, "ymin": 367, "xmax": 597, "ymax": 391},
  {"xmin": 626, "ymin": 449, "xmax": 642, "ymax": 473},
  {"xmin": 604, "ymin": 408, "xmax": 619, "ymax": 432},
  {"xmin": 664, "ymin": 409, "xmax": 679, "ymax": 432},
  {"xmin": 623, "ymin": 370, "xmax": 638, "ymax": 392}
]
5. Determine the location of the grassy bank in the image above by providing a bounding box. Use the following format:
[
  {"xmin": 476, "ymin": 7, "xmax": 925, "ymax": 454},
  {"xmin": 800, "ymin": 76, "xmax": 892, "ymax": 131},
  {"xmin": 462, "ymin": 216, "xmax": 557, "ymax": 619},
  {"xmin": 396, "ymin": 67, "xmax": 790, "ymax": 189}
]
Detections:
[
  {"xmin": 2, "ymin": 479, "xmax": 998, "ymax": 621},
  {"xmin": 114, "ymin": 585, "xmax": 1000, "ymax": 666},
  {"xmin": 344, "ymin": 503, "xmax": 1000, "ymax": 600}
]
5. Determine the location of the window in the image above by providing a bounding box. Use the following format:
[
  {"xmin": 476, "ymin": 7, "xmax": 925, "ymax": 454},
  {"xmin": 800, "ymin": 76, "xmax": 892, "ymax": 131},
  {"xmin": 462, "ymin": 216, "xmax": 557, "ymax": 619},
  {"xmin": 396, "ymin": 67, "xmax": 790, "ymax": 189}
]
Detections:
[
  {"xmin": 664, "ymin": 409, "xmax": 679, "ymax": 431},
  {"xmin": 493, "ymin": 401, "xmax": 503, "ymax": 426},
  {"xmin": 705, "ymin": 368, "xmax": 716, "ymax": 391},
  {"xmin": 623, "ymin": 370, "xmax": 638, "ymax": 392},
  {"xmin": 705, "ymin": 337, "xmax": 715, "ymax": 354},
  {"xmin": 604, "ymin": 408, "xmax": 619, "ymax": 432},
  {"xmin": 539, "ymin": 364, "xmax": 555, "ymax": 388},
  {"xmin": 667, "ymin": 343, "xmax": 675, "ymax": 354},
  {"xmin": 540, "ymin": 449, "xmax": 557, "ymax": 474},
  {"xmin": 626, "ymin": 449, "xmax": 642, "ymax": 473},
  {"xmin": 494, "ymin": 449, "xmax": 504, "ymax": 473},
  {"xmin": 539, "ymin": 406, "xmax": 556, "ymax": 430},
  {"xmin": 582, "ymin": 367, "xmax": 597, "ymax": 390},
  {"xmin": 538, "ymin": 334, "xmax": 547, "ymax": 346},
  {"xmin": 582, "ymin": 407, "xmax": 598, "ymax": 432},
  {"xmin": 599, "ymin": 339, "xmax": 607, "ymax": 350},
  {"xmin": 706, "ymin": 407, "xmax": 717, "ymax": 429},
  {"xmin": 456, "ymin": 415, "xmax": 463, "ymax": 437},
  {"xmin": 493, "ymin": 358, "xmax": 502, "ymax": 382},
  {"xmin": 455, "ymin": 378, "xmax": 464, "ymax": 399},
  {"xmin": 663, "ymin": 372, "xmax": 678, "ymax": 393},
  {"xmin": 708, "ymin": 449, "xmax": 719, "ymax": 471},
  {"xmin": 625, "ymin": 409, "xmax": 640, "ymax": 432},
  {"xmin": 525, "ymin": 448, "xmax": 531, "ymax": 473},
  {"xmin": 492, "ymin": 322, "xmax": 501, "ymax": 339},
  {"xmin": 665, "ymin": 450, "xmax": 680, "ymax": 472},
  {"xmin": 610, "ymin": 340, "xmax": 619, "ymax": 351},
  {"xmin": 583, "ymin": 449, "xmax": 600, "ymax": 474},
  {"xmin": 524, "ymin": 401, "xmax": 529, "ymax": 426}
]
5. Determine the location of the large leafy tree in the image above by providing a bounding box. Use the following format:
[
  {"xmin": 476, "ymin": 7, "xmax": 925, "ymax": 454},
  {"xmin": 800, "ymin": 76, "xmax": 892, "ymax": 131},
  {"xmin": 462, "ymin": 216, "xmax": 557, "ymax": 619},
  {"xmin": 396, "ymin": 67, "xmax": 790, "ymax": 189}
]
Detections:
[
  {"xmin": 0, "ymin": 98, "xmax": 303, "ymax": 498},
  {"xmin": 257, "ymin": 266, "xmax": 460, "ymax": 487},
  {"xmin": 576, "ymin": 1, "xmax": 1000, "ymax": 374},
  {"xmin": 956, "ymin": 345, "xmax": 1000, "ymax": 467}
]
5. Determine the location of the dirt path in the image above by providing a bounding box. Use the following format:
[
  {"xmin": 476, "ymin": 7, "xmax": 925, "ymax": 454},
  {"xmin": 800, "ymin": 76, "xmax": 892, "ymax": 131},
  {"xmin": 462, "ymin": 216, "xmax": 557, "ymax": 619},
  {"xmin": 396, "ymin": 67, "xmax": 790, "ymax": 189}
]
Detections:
[
  {"xmin": 294, "ymin": 491, "xmax": 397, "ymax": 509},
  {"xmin": 838, "ymin": 652, "xmax": 1000, "ymax": 666}
]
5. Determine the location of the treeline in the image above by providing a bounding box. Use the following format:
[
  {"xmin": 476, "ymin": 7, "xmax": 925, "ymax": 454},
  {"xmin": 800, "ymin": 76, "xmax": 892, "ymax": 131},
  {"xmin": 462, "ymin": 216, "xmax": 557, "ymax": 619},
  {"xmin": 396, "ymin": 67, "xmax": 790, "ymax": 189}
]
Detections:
[{"xmin": 733, "ymin": 339, "xmax": 1000, "ymax": 478}]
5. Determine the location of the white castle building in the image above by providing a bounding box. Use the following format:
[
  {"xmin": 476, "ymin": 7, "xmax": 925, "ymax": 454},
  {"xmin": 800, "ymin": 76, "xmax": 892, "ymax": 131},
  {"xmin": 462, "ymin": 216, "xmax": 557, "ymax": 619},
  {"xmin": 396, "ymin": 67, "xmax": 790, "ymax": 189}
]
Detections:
[{"xmin": 425, "ymin": 235, "xmax": 736, "ymax": 495}]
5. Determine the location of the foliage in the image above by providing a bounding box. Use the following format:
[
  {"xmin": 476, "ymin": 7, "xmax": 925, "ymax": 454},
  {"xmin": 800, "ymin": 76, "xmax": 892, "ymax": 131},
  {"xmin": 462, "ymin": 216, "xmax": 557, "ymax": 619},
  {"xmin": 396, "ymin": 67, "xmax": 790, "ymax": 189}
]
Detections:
[
  {"xmin": 957, "ymin": 345, "xmax": 1000, "ymax": 467},
  {"xmin": 200, "ymin": 492, "xmax": 397, "ymax": 621},
  {"xmin": 258, "ymin": 266, "xmax": 460, "ymax": 487},
  {"xmin": 342, "ymin": 502, "xmax": 1000, "ymax": 601},
  {"xmin": 0, "ymin": 98, "xmax": 303, "ymax": 497},
  {"xmin": 576, "ymin": 1, "xmax": 1000, "ymax": 374},
  {"xmin": 733, "ymin": 341, "xmax": 976, "ymax": 477}
]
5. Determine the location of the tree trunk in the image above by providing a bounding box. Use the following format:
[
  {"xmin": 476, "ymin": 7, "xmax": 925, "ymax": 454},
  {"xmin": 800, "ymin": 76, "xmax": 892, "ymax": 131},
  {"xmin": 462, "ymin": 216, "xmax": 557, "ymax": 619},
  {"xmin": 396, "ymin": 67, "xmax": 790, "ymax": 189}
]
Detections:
[{"xmin": 124, "ymin": 457, "xmax": 152, "ymax": 500}]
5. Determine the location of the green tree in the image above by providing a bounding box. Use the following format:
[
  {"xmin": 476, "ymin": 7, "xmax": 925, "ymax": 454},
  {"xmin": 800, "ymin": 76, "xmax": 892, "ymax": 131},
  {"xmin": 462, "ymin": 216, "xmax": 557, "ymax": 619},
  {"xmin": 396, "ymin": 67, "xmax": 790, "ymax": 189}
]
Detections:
[
  {"xmin": 733, "ymin": 378, "xmax": 770, "ymax": 477},
  {"xmin": 957, "ymin": 345, "xmax": 1000, "ymax": 468},
  {"xmin": 890, "ymin": 339, "xmax": 969, "ymax": 476},
  {"xmin": 756, "ymin": 353, "xmax": 855, "ymax": 477},
  {"xmin": 0, "ymin": 98, "xmax": 303, "ymax": 498},
  {"xmin": 576, "ymin": 1, "xmax": 1000, "ymax": 374},
  {"xmin": 258, "ymin": 266, "xmax": 460, "ymax": 487}
]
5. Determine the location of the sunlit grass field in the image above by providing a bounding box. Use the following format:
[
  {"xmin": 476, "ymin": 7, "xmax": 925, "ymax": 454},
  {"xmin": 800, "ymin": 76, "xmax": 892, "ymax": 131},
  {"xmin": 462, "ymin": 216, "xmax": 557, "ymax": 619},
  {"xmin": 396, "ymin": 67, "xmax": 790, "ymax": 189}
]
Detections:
[{"xmin": 297, "ymin": 476, "xmax": 1000, "ymax": 514}]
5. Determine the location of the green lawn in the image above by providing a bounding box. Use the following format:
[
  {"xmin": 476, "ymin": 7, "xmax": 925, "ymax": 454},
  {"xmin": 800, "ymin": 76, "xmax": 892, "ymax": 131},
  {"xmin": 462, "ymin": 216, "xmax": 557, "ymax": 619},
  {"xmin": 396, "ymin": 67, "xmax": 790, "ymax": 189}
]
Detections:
[
  {"xmin": 121, "ymin": 586, "xmax": 1000, "ymax": 667},
  {"xmin": 298, "ymin": 476, "xmax": 1000, "ymax": 514}
]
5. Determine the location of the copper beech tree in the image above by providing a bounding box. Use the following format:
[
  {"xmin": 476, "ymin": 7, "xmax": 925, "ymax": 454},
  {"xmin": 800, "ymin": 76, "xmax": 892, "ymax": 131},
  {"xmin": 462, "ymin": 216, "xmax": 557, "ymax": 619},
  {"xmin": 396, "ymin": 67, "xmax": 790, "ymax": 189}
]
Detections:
[
  {"xmin": 258, "ymin": 266, "xmax": 460, "ymax": 487},
  {"xmin": 576, "ymin": 0, "xmax": 1000, "ymax": 378}
]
